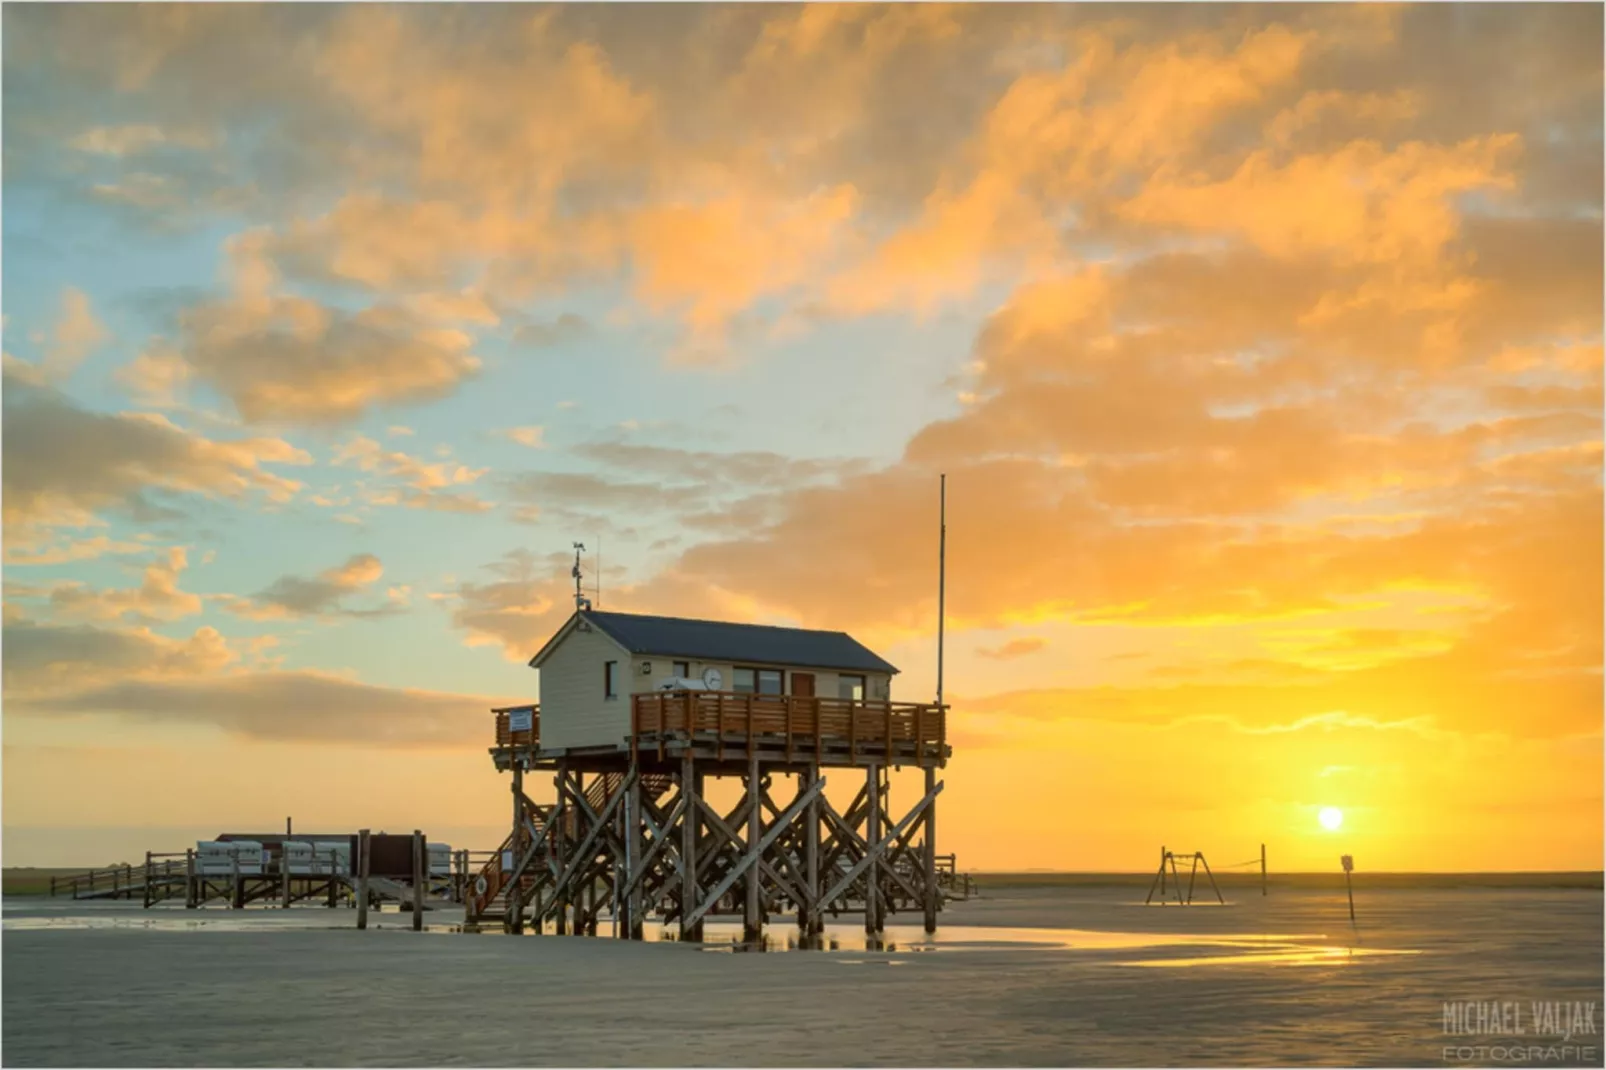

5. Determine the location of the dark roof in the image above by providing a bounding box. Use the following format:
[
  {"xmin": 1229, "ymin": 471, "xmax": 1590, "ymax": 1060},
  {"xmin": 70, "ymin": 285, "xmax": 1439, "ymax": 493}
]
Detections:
[
  {"xmin": 535, "ymin": 610, "xmax": 899, "ymax": 674},
  {"xmin": 215, "ymin": 833, "xmax": 354, "ymax": 847}
]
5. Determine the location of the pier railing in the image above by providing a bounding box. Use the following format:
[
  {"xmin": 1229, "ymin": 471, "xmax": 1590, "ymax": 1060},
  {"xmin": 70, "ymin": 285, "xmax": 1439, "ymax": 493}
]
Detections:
[
  {"xmin": 630, "ymin": 691, "xmax": 946, "ymax": 763},
  {"xmin": 492, "ymin": 704, "xmax": 540, "ymax": 748}
]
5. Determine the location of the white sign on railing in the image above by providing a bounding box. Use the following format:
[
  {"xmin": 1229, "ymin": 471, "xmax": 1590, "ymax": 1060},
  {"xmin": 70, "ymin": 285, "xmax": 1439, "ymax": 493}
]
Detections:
[{"xmin": 510, "ymin": 709, "xmax": 533, "ymax": 732}]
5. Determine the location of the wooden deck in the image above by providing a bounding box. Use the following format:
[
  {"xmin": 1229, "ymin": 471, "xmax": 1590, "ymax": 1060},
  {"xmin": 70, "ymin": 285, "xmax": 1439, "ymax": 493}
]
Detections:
[
  {"xmin": 489, "ymin": 693, "xmax": 949, "ymax": 770},
  {"xmin": 51, "ymin": 848, "xmax": 486, "ymax": 910}
]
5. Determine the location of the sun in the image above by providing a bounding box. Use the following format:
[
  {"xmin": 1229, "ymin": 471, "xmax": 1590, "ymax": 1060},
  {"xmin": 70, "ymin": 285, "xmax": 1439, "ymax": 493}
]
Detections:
[{"xmin": 1318, "ymin": 806, "xmax": 1344, "ymax": 831}]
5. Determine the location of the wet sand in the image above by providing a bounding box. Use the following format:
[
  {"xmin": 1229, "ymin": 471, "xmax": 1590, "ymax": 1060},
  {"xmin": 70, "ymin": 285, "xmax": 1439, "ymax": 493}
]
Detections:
[{"xmin": 3, "ymin": 880, "xmax": 1601, "ymax": 1067}]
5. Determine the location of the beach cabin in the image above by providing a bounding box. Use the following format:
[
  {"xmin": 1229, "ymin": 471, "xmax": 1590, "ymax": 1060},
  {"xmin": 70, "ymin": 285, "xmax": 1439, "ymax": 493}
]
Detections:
[
  {"xmin": 475, "ymin": 602, "xmax": 950, "ymax": 937},
  {"xmin": 526, "ymin": 609, "xmax": 900, "ymax": 751},
  {"xmin": 195, "ymin": 840, "xmax": 264, "ymax": 875}
]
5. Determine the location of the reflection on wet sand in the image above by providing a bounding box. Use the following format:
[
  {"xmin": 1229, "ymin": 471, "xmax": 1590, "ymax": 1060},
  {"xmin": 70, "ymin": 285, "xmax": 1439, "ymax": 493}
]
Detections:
[{"xmin": 3, "ymin": 904, "xmax": 1419, "ymax": 967}]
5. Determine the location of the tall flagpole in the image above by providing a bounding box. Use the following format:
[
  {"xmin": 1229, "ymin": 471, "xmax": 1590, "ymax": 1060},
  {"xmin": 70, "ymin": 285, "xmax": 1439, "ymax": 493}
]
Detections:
[{"xmin": 937, "ymin": 474, "xmax": 946, "ymax": 709}]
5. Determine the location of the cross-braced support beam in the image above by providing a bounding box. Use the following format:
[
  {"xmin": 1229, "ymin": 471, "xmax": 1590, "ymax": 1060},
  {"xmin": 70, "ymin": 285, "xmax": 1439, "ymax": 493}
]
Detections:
[{"xmin": 497, "ymin": 751, "xmax": 946, "ymax": 941}]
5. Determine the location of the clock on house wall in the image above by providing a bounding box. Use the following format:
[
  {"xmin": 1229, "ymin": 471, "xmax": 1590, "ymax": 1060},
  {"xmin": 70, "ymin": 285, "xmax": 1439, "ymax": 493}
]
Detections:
[{"xmin": 702, "ymin": 667, "xmax": 723, "ymax": 690}]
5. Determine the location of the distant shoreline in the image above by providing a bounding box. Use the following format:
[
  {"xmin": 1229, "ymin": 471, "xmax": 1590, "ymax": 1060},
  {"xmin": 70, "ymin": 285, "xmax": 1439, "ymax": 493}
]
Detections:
[
  {"xmin": 6, "ymin": 866, "xmax": 1601, "ymax": 896},
  {"xmin": 967, "ymin": 871, "xmax": 1606, "ymax": 890}
]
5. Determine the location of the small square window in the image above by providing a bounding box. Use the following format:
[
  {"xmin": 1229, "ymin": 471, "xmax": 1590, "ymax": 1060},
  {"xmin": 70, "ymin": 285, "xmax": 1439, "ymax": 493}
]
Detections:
[
  {"xmin": 733, "ymin": 667, "xmax": 756, "ymax": 693},
  {"xmin": 604, "ymin": 660, "xmax": 618, "ymax": 699},
  {"xmin": 673, "ymin": 661, "xmax": 690, "ymax": 678},
  {"xmin": 839, "ymin": 674, "xmax": 866, "ymax": 701}
]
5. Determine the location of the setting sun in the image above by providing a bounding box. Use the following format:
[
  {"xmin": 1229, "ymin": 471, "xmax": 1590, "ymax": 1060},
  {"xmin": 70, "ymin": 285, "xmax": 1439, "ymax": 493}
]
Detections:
[{"xmin": 1319, "ymin": 807, "xmax": 1345, "ymax": 832}]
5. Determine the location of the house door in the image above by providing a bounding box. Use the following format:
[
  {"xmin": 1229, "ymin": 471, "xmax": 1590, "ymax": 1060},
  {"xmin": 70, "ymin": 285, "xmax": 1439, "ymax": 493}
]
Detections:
[{"xmin": 791, "ymin": 672, "xmax": 815, "ymax": 697}]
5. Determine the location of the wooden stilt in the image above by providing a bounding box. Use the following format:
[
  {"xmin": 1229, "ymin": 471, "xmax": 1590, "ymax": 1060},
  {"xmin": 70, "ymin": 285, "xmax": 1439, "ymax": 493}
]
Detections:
[
  {"xmin": 1260, "ymin": 843, "xmax": 1267, "ymax": 897},
  {"xmin": 923, "ymin": 765, "xmax": 938, "ymax": 933},
  {"xmin": 510, "ymin": 763, "xmax": 525, "ymax": 934},
  {"xmin": 142, "ymin": 851, "xmax": 153, "ymax": 909},
  {"xmin": 801, "ymin": 765, "xmax": 819, "ymax": 934},
  {"xmin": 411, "ymin": 829, "xmax": 424, "ymax": 931},
  {"xmin": 679, "ymin": 755, "xmax": 700, "ymax": 942},
  {"xmin": 627, "ymin": 768, "xmax": 644, "ymax": 940},
  {"xmin": 744, "ymin": 748, "xmax": 762, "ymax": 942},
  {"xmin": 231, "ymin": 853, "xmax": 243, "ymax": 910},
  {"xmin": 185, "ymin": 849, "xmax": 197, "ymax": 909},
  {"xmin": 356, "ymin": 829, "xmax": 370, "ymax": 930},
  {"xmin": 281, "ymin": 843, "xmax": 293, "ymax": 909},
  {"xmin": 554, "ymin": 762, "xmax": 570, "ymax": 935},
  {"xmin": 865, "ymin": 763, "xmax": 881, "ymax": 934}
]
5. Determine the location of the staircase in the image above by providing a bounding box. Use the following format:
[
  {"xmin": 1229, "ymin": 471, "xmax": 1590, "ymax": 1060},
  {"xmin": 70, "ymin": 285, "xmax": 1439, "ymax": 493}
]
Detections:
[
  {"xmin": 465, "ymin": 805, "xmax": 549, "ymax": 926},
  {"xmin": 466, "ymin": 773, "xmax": 675, "ymax": 927}
]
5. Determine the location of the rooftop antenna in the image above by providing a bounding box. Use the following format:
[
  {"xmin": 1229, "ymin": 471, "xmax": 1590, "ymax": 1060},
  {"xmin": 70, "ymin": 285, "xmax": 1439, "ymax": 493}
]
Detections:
[
  {"xmin": 572, "ymin": 542, "xmax": 592, "ymax": 612},
  {"xmin": 937, "ymin": 473, "xmax": 946, "ymax": 710}
]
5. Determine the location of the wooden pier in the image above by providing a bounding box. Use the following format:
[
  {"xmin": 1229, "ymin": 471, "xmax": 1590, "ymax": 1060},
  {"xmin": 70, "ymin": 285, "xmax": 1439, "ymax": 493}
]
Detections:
[
  {"xmin": 468, "ymin": 693, "xmax": 953, "ymax": 940},
  {"xmin": 49, "ymin": 839, "xmax": 485, "ymax": 915}
]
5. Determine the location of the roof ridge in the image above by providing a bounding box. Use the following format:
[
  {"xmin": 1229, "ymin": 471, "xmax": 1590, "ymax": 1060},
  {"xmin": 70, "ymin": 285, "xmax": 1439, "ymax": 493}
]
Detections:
[{"xmin": 586, "ymin": 608, "xmax": 852, "ymax": 637}]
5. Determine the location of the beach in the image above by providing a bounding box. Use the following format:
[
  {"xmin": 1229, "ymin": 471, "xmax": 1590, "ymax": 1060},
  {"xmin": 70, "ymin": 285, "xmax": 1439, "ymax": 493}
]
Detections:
[{"xmin": 3, "ymin": 876, "xmax": 1601, "ymax": 1067}]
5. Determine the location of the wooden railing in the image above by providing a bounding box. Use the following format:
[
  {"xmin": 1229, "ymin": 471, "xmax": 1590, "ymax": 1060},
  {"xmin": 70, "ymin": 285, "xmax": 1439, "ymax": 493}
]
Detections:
[
  {"xmin": 630, "ymin": 691, "xmax": 946, "ymax": 762},
  {"xmin": 51, "ymin": 854, "xmax": 191, "ymax": 899},
  {"xmin": 492, "ymin": 704, "xmax": 540, "ymax": 747},
  {"xmin": 465, "ymin": 806, "xmax": 547, "ymax": 920}
]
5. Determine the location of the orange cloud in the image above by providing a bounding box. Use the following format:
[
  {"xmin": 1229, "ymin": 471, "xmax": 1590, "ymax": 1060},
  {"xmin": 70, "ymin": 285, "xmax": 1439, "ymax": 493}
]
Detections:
[{"xmin": 977, "ymin": 637, "xmax": 1048, "ymax": 661}]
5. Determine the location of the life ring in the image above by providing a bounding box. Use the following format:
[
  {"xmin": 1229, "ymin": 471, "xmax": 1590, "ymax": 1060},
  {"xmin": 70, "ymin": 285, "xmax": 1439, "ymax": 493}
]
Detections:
[{"xmin": 475, "ymin": 875, "xmax": 488, "ymax": 896}]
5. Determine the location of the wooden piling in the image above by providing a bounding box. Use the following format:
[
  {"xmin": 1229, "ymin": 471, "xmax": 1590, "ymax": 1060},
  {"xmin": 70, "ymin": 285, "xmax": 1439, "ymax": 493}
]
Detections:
[
  {"xmin": 356, "ymin": 829, "xmax": 370, "ymax": 930},
  {"xmin": 627, "ymin": 768, "xmax": 644, "ymax": 940},
  {"xmin": 801, "ymin": 764, "xmax": 820, "ymax": 935},
  {"xmin": 1260, "ymin": 843, "xmax": 1267, "ymax": 897},
  {"xmin": 411, "ymin": 829, "xmax": 424, "ymax": 931},
  {"xmin": 510, "ymin": 763, "xmax": 525, "ymax": 934},
  {"xmin": 865, "ymin": 763, "xmax": 881, "ymax": 934},
  {"xmin": 744, "ymin": 748, "xmax": 762, "ymax": 942},
  {"xmin": 679, "ymin": 754, "xmax": 700, "ymax": 942},
  {"xmin": 923, "ymin": 764, "xmax": 938, "ymax": 933},
  {"xmin": 554, "ymin": 761, "xmax": 570, "ymax": 935},
  {"xmin": 185, "ymin": 849, "xmax": 198, "ymax": 909},
  {"xmin": 142, "ymin": 851, "xmax": 153, "ymax": 909}
]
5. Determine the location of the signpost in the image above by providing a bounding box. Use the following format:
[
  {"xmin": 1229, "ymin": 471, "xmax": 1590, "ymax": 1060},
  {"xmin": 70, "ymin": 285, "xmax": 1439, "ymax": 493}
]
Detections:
[{"xmin": 1341, "ymin": 854, "xmax": 1355, "ymax": 923}]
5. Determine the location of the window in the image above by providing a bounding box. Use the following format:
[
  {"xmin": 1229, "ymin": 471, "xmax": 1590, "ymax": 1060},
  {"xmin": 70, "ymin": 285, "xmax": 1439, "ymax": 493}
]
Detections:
[
  {"xmin": 604, "ymin": 660, "xmax": 618, "ymax": 699},
  {"xmin": 839, "ymin": 674, "xmax": 866, "ymax": 701},
  {"xmin": 673, "ymin": 661, "xmax": 690, "ymax": 678},
  {"xmin": 733, "ymin": 667, "xmax": 784, "ymax": 695}
]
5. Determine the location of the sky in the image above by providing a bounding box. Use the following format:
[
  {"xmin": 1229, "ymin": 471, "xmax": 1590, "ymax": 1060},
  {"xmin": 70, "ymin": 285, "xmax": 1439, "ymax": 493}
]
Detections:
[{"xmin": 2, "ymin": 3, "xmax": 1601, "ymax": 872}]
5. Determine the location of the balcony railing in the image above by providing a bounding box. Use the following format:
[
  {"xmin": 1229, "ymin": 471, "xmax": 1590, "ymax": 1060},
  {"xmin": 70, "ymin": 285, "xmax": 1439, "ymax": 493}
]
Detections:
[
  {"xmin": 631, "ymin": 690, "xmax": 947, "ymax": 763},
  {"xmin": 492, "ymin": 704, "xmax": 540, "ymax": 748}
]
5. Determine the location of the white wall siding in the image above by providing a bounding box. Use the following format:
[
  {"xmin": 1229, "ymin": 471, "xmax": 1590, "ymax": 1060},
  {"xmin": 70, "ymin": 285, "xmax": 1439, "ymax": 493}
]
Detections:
[
  {"xmin": 539, "ymin": 625, "xmax": 900, "ymax": 750},
  {"xmin": 536, "ymin": 623, "xmax": 632, "ymax": 750}
]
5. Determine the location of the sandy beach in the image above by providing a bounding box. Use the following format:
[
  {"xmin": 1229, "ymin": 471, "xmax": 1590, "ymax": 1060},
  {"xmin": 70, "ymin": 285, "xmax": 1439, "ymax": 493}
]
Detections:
[{"xmin": 3, "ymin": 876, "xmax": 1600, "ymax": 1067}]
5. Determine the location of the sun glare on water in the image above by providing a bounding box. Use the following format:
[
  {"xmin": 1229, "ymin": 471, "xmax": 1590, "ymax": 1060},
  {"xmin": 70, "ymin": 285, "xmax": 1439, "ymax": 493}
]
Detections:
[{"xmin": 1318, "ymin": 807, "xmax": 1344, "ymax": 831}]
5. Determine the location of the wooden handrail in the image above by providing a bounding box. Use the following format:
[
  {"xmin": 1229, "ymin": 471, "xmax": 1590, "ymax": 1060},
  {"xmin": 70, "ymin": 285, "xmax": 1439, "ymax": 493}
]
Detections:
[
  {"xmin": 493, "ymin": 704, "xmax": 540, "ymax": 748},
  {"xmin": 630, "ymin": 691, "xmax": 947, "ymax": 758}
]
